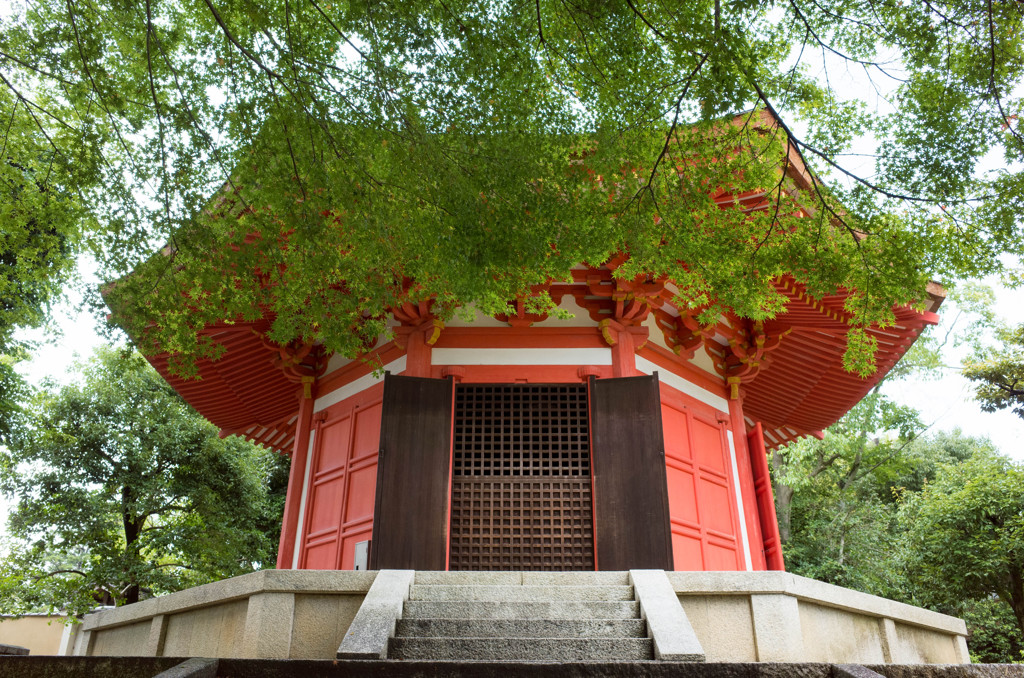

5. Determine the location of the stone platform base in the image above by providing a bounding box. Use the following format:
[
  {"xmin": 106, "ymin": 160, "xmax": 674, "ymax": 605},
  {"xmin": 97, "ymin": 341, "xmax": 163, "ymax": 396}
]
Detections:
[
  {"xmin": 3, "ymin": 657, "xmax": 1022, "ymax": 678},
  {"xmin": 71, "ymin": 570, "xmax": 969, "ymax": 665}
]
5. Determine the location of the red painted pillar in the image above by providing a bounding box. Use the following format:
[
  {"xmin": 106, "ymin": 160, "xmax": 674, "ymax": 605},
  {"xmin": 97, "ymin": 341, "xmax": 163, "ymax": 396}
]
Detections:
[
  {"xmin": 276, "ymin": 380, "xmax": 317, "ymax": 569},
  {"xmin": 728, "ymin": 397, "xmax": 766, "ymax": 570},
  {"xmin": 748, "ymin": 422, "xmax": 785, "ymax": 571}
]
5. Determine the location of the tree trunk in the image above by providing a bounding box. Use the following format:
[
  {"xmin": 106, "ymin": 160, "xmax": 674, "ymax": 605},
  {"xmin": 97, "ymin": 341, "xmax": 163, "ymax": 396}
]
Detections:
[
  {"xmin": 123, "ymin": 582, "xmax": 141, "ymax": 605},
  {"xmin": 837, "ymin": 498, "xmax": 847, "ymax": 567},
  {"xmin": 1010, "ymin": 568, "xmax": 1024, "ymax": 640},
  {"xmin": 121, "ymin": 485, "xmax": 143, "ymax": 605}
]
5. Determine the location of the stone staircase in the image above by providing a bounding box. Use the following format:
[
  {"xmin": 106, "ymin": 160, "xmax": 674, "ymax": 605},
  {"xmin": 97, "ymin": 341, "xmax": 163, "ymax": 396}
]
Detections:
[{"xmin": 387, "ymin": 571, "xmax": 654, "ymax": 661}]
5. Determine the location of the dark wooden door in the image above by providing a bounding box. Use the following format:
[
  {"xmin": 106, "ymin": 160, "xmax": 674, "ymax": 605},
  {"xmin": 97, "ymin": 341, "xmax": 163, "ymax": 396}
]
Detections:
[
  {"xmin": 370, "ymin": 374, "xmax": 454, "ymax": 570},
  {"xmin": 589, "ymin": 374, "xmax": 674, "ymax": 570}
]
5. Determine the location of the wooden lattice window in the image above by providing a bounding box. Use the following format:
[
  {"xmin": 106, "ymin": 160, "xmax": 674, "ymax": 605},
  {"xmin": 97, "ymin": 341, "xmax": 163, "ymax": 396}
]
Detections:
[{"xmin": 449, "ymin": 384, "xmax": 595, "ymax": 570}]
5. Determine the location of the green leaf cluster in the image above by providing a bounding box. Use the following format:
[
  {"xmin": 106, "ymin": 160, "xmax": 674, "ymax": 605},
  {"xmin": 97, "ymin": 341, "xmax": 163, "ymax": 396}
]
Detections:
[
  {"xmin": 0, "ymin": 0, "xmax": 1021, "ymax": 374},
  {"xmin": 0, "ymin": 86, "xmax": 84, "ymax": 350},
  {"xmin": 964, "ymin": 324, "xmax": 1024, "ymax": 418}
]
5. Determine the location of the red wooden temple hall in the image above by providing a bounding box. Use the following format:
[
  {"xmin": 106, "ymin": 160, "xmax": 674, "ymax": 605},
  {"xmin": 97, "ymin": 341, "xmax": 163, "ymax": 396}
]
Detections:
[
  {"xmin": 140, "ymin": 263, "xmax": 942, "ymax": 575},
  {"xmin": 132, "ymin": 119, "xmax": 944, "ymax": 574}
]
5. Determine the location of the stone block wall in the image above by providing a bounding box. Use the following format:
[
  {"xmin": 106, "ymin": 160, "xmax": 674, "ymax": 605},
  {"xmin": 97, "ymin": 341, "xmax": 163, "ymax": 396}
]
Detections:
[
  {"xmin": 76, "ymin": 569, "xmax": 970, "ymax": 664},
  {"xmin": 75, "ymin": 570, "xmax": 373, "ymax": 659},
  {"xmin": 669, "ymin": 571, "xmax": 969, "ymax": 664}
]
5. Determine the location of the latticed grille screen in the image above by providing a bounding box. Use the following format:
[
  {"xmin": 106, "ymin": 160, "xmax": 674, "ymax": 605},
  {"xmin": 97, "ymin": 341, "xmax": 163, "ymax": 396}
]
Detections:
[{"xmin": 449, "ymin": 384, "xmax": 595, "ymax": 570}]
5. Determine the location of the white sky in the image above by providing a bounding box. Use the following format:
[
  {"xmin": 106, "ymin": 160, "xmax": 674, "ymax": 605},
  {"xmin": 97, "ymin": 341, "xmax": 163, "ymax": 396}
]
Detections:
[{"xmin": 882, "ymin": 282, "xmax": 1024, "ymax": 462}]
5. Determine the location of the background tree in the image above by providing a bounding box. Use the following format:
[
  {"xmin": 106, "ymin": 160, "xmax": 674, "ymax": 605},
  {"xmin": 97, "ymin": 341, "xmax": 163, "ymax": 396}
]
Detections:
[
  {"xmin": 773, "ymin": 390, "xmax": 923, "ymax": 596},
  {"xmin": 956, "ymin": 597, "xmax": 1024, "ymax": 665},
  {"xmin": 1, "ymin": 1, "xmax": 1022, "ymax": 373},
  {"xmin": 778, "ymin": 408, "xmax": 1020, "ymax": 660},
  {"xmin": 0, "ymin": 346, "xmax": 288, "ymax": 616},
  {"xmin": 900, "ymin": 453, "xmax": 1024, "ymax": 643},
  {"xmin": 964, "ymin": 323, "xmax": 1024, "ymax": 418}
]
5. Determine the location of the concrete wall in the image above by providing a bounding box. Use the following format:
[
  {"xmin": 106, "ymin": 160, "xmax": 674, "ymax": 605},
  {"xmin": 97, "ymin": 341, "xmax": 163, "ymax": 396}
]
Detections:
[
  {"xmin": 670, "ymin": 571, "xmax": 970, "ymax": 664},
  {"xmin": 76, "ymin": 570, "xmax": 373, "ymax": 659},
  {"xmin": 0, "ymin": 615, "xmax": 68, "ymax": 655}
]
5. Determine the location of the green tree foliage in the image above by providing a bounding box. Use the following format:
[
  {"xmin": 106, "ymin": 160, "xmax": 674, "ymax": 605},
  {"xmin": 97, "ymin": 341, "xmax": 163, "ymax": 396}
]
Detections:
[
  {"xmin": 901, "ymin": 453, "xmax": 1024, "ymax": 643},
  {"xmin": 0, "ymin": 86, "xmax": 84, "ymax": 350},
  {"xmin": 0, "ymin": 346, "xmax": 288, "ymax": 616},
  {"xmin": 1, "ymin": 1, "xmax": 1022, "ymax": 373},
  {"xmin": 778, "ymin": 409, "xmax": 1021, "ymax": 660},
  {"xmin": 959, "ymin": 597, "xmax": 1024, "ymax": 664},
  {"xmin": 0, "ymin": 349, "xmax": 28, "ymax": 442},
  {"xmin": 773, "ymin": 390, "xmax": 925, "ymax": 597}
]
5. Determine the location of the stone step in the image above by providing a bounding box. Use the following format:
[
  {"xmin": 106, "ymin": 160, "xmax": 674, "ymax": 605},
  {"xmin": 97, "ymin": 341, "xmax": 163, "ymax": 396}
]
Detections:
[
  {"xmin": 521, "ymin": 571, "xmax": 631, "ymax": 586},
  {"xmin": 403, "ymin": 600, "xmax": 641, "ymax": 620},
  {"xmin": 395, "ymin": 617, "xmax": 648, "ymax": 639},
  {"xmin": 413, "ymin": 571, "xmax": 631, "ymax": 586},
  {"xmin": 409, "ymin": 584, "xmax": 634, "ymax": 602},
  {"xmin": 414, "ymin": 572, "xmax": 523, "ymax": 586},
  {"xmin": 389, "ymin": 637, "xmax": 655, "ymax": 661}
]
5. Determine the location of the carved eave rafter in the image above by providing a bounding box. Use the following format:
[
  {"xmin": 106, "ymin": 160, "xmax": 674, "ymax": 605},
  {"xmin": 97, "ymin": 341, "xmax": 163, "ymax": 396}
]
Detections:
[
  {"xmin": 739, "ymin": 277, "xmax": 941, "ymax": 443},
  {"xmin": 254, "ymin": 330, "xmax": 329, "ymax": 399},
  {"xmin": 391, "ymin": 298, "xmax": 445, "ymax": 348},
  {"xmin": 493, "ymin": 284, "xmax": 554, "ymax": 327},
  {"xmin": 705, "ymin": 318, "xmax": 789, "ymax": 400},
  {"xmin": 651, "ymin": 306, "xmax": 715, "ymax": 361},
  {"xmin": 138, "ymin": 318, "xmax": 332, "ymax": 455},
  {"xmin": 569, "ymin": 269, "xmax": 670, "ymax": 349}
]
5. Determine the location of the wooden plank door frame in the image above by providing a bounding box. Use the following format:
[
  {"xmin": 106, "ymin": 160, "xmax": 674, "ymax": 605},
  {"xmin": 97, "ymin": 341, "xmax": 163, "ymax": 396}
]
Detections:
[
  {"xmin": 588, "ymin": 373, "xmax": 674, "ymax": 571},
  {"xmin": 369, "ymin": 373, "xmax": 455, "ymax": 570}
]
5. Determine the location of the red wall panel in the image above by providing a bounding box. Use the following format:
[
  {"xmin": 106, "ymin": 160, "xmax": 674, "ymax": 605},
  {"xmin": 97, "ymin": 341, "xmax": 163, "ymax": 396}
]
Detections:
[
  {"xmin": 660, "ymin": 384, "xmax": 746, "ymax": 571},
  {"xmin": 299, "ymin": 384, "xmax": 383, "ymax": 570},
  {"xmin": 297, "ymin": 367, "xmax": 759, "ymax": 572}
]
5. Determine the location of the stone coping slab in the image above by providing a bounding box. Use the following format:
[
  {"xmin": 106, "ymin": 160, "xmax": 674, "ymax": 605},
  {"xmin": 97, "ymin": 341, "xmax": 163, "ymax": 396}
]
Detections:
[
  {"xmin": 83, "ymin": 570, "xmax": 375, "ymax": 631},
  {"xmin": 2, "ymin": 657, "xmax": 1022, "ymax": 678},
  {"xmin": 667, "ymin": 571, "xmax": 966, "ymax": 635},
  {"xmin": 80, "ymin": 569, "xmax": 965, "ymax": 639},
  {"xmin": 630, "ymin": 569, "xmax": 705, "ymax": 662},
  {"xmin": 336, "ymin": 570, "xmax": 414, "ymax": 659},
  {"xmin": 153, "ymin": 657, "xmax": 219, "ymax": 678}
]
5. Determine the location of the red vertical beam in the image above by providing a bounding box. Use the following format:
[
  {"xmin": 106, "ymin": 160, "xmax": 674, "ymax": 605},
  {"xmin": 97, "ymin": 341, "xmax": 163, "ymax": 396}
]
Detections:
[
  {"xmin": 610, "ymin": 330, "xmax": 637, "ymax": 378},
  {"xmin": 747, "ymin": 422, "xmax": 786, "ymax": 571},
  {"xmin": 444, "ymin": 377, "xmax": 456, "ymax": 571},
  {"xmin": 404, "ymin": 329, "xmax": 433, "ymax": 378},
  {"xmin": 728, "ymin": 398, "xmax": 766, "ymax": 570},
  {"xmin": 276, "ymin": 383, "xmax": 316, "ymax": 569}
]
